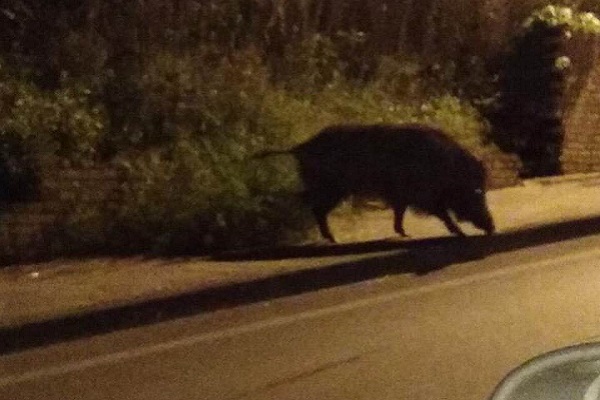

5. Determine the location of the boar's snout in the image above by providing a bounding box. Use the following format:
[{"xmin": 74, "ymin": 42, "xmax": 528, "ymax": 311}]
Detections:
[
  {"xmin": 478, "ymin": 214, "xmax": 495, "ymax": 235},
  {"xmin": 471, "ymin": 204, "xmax": 495, "ymax": 235}
]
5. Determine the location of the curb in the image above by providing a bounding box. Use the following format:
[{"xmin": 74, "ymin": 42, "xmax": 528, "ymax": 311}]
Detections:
[{"xmin": 521, "ymin": 172, "xmax": 600, "ymax": 187}]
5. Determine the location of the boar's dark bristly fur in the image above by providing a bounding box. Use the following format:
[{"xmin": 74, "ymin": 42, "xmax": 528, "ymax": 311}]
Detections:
[{"xmin": 257, "ymin": 124, "xmax": 495, "ymax": 242}]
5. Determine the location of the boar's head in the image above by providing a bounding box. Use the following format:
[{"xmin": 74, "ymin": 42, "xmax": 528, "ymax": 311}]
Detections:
[{"xmin": 446, "ymin": 156, "xmax": 495, "ymax": 235}]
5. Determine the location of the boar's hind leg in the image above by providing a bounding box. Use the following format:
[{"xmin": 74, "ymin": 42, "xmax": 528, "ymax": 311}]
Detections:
[
  {"xmin": 303, "ymin": 188, "xmax": 344, "ymax": 243},
  {"xmin": 436, "ymin": 210, "xmax": 466, "ymax": 237},
  {"xmin": 392, "ymin": 204, "xmax": 409, "ymax": 237}
]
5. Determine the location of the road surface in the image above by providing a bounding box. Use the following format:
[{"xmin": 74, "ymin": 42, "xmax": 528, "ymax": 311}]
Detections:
[{"xmin": 2, "ymin": 233, "xmax": 600, "ymax": 400}]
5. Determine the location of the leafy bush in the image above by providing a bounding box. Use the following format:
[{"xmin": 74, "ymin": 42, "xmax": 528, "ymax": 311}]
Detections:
[
  {"xmin": 416, "ymin": 95, "xmax": 488, "ymax": 149},
  {"xmin": 524, "ymin": 5, "xmax": 600, "ymax": 33},
  {"xmin": 138, "ymin": 48, "xmax": 269, "ymax": 146},
  {"xmin": 111, "ymin": 138, "xmax": 314, "ymax": 254},
  {"xmin": 276, "ymin": 31, "xmax": 372, "ymax": 94},
  {"xmin": 0, "ymin": 63, "xmax": 105, "ymax": 162},
  {"xmin": 0, "ymin": 61, "xmax": 106, "ymax": 205}
]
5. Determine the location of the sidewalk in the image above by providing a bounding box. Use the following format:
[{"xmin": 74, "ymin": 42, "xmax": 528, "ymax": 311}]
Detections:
[{"xmin": 2, "ymin": 173, "xmax": 600, "ymax": 350}]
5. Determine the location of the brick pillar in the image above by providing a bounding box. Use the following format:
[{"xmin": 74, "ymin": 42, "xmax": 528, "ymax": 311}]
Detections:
[{"xmin": 562, "ymin": 61, "xmax": 600, "ymax": 173}]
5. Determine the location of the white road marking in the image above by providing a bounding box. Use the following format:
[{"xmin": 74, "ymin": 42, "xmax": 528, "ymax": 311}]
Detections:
[{"xmin": 2, "ymin": 246, "xmax": 600, "ymax": 387}]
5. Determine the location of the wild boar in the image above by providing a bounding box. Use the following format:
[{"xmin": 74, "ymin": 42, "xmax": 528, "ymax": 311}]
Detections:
[{"xmin": 257, "ymin": 123, "xmax": 495, "ymax": 242}]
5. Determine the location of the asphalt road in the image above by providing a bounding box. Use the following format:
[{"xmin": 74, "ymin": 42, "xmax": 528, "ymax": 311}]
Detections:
[{"xmin": 3, "ymin": 233, "xmax": 600, "ymax": 400}]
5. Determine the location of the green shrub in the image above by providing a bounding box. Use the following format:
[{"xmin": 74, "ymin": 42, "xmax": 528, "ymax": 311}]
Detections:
[
  {"xmin": 524, "ymin": 4, "xmax": 600, "ymax": 33},
  {"xmin": 415, "ymin": 95, "xmax": 488, "ymax": 149},
  {"xmin": 277, "ymin": 33, "xmax": 360, "ymax": 95},
  {"xmin": 141, "ymin": 48, "xmax": 269, "ymax": 143},
  {"xmin": 0, "ymin": 61, "xmax": 105, "ymax": 206},
  {"xmin": 111, "ymin": 137, "xmax": 314, "ymax": 254},
  {"xmin": 0, "ymin": 62, "xmax": 105, "ymax": 162}
]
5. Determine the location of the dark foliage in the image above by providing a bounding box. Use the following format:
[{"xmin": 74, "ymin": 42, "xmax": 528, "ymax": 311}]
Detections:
[{"xmin": 490, "ymin": 21, "xmax": 566, "ymax": 177}]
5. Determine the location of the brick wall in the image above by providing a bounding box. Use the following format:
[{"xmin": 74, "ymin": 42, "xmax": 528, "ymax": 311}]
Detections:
[
  {"xmin": 0, "ymin": 167, "xmax": 123, "ymax": 263},
  {"xmin": 562, "ymin": 37, "xmax": 600, "ymax": 173},
  {"xmin": 479, "ymin": 147, "xmax": 522, "ymax": 189}
]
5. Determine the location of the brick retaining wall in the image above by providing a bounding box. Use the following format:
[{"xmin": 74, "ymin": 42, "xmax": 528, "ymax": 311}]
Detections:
[{"xmin": 0, "ymin": 167, "xmax": 124, "ymax": 263}]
